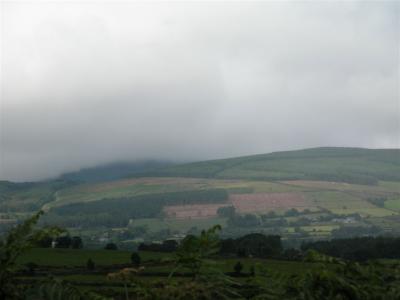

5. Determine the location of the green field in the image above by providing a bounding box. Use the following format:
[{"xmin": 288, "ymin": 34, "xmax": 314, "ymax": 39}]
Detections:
[
  {"xmin": 14, "ymin": 247, "xmax": 336, "ymax": 299},
  {"xmin": 18, "ymin": 248, "xmax": 170, "ymax": 267},
  {"xmin": 385, "ymin": 198, "xmax": 400, "ymax": 211},
  {"xmin": 18, "ymin": 248, "xmax": 318, "ymax": 276}
]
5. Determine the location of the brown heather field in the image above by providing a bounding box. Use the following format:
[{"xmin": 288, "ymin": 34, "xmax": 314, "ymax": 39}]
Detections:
[{"xmin": 163, "ymin": 192, "xmax": 311, "ymax": 219}]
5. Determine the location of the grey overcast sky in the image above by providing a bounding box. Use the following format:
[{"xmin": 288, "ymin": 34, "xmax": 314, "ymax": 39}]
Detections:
[{"xmin": 1, "ymin": 1, "xmax": 399, "ymax": 181}]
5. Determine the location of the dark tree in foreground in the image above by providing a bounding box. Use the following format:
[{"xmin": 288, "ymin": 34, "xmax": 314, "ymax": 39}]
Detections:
[
  {"xmin": 249, "ymin": 265, "xmax": 255, "ymax": 277},
  {"xmin": 104, "ymin": 243, "xmax": 118, "ymax": 250},
  {"xmin": 86, "ymin": 258, "xmax": 95, "ymax": 271},
  {"xmin": 55, "ymin": 235, "xmax": 72, "ymax": 248},
  {"xmin": 71, "ymin": 236, "xmax": 83, "ymax": 249},
  {"xmin": 234, "ymin": 261, "xmax": 243, "ymax": 275},
  {"xmin": 0, "ymin": 211, "xmax": 44, "ymax": 299},
  {"xmin": 36, "ymin": 236, "xmax": 53, "ymax": 248},
  {"xmin": 0, "ymin": 211, "xmax": 63, "ymax": 299},
  {"xmin": 130, "ymin": 252, "xmax": 141, "ymax": 267},
  {"xmin": 24, "ymin": 262, "xmax": 37, "ymax": 276},
  {"xmin": 0, "ymin": 211, "xmax": 107, "ymax": 300}
]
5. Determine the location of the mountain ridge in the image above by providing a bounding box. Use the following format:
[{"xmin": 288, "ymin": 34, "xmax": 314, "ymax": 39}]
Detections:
[{"xmin": 130, "ymin": 147, "xmax": 400, "ymax": 185}]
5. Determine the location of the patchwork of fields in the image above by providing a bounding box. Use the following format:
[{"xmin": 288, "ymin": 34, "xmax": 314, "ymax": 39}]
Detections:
[
  {"xmin": 34, "ymin": 177, "xmax": 400, "ymax": 225},
  {"xmin": 26, "ymin": 177, "xmax": 399, "ymax": 245},
  {"xmin": 2, "ymin": 148, "xmax": 400, "ymax": 243},
  {"xmin": 44, "ymin": 177, "xmax": 254, "ymax": 209},
  {"xmin": 41, "ymin": 177, "xmax": 400, "ymax": 217}
]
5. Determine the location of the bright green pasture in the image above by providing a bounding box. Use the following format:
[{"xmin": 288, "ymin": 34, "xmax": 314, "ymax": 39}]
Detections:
[{"xmin": 385, "ymin": 198, "xmax": 400, "ymax": 211}]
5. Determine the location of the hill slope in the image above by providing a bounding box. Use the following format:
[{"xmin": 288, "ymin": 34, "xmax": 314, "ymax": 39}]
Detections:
[
  {"xmin": 60, "ymin": 160, "xmax": 173, "ymax": 183},
  {"xmin": 2, "ymin": 147, "xmax": 400, "ymax": 242},
  {"xmin": 139, "ymin": 147, "xmax": 400, "ymax": 185}
]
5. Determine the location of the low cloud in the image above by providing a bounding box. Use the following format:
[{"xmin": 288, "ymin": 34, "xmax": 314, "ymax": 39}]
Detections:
[{"xmin": 1, "ymin": 1, "xmax": 399, "ymax": 181}]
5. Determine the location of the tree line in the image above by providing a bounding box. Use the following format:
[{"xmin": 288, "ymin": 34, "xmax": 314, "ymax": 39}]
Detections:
[{"xmin": 302, "ymin": 236, "xmax": 400, "ymax": 261}]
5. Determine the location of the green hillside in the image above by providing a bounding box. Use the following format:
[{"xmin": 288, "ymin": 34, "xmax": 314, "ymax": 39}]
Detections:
[
  {"xmin": 142, "ymin": 147, "xmax": 400, "ymax": 185},
  {"xmin": 0, "ymin": 180, "xmax": 74, "ymax": 212},
  {"xmin": 2, "ymin": 147, "xmax": 400, "ymax": 244}
]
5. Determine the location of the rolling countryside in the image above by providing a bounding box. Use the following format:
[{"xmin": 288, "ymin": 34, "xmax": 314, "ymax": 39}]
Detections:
[{"xmin": 1, "ymin": 147, "xmax": 400, "ymax": 245}]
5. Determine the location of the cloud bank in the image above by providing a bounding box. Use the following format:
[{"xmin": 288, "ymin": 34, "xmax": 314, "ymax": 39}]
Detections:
[{"xmin": 1, "ymin": 1, "xmax": 399, "ymax": 181}]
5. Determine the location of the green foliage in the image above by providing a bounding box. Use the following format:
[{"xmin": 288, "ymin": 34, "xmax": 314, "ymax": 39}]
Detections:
[
  {"xmin": 302, "ymin": 236, "xmax": 400, "ymax": 261},
  {"xmin": 55, "ymin": 234, "xmax": 72, "ymax": 248},
  {"xmin": 107, "ymin": 267, "xmax": 145, "ymax": 300},
  {"xmin": 0, "ymin": 211, "xmax": 44, "ymax": 299},
  {"xmin": 166, "ymin": 225, "xmax": 241, "ymax": 299},
  {"xmin": 32, "ymin": 225, "xmax": 66, "ymax": 249},
  {"xmin": 0, "ymin": 211, "xmax": 106, "ymax": 300},
  {"xmin": 220, "ymin": 234, "xmax": 283, "ymax": 258},
  {"xmin": 331, "ymin": 225, "xmax": 382, "ymax": 239},
  {"xmin": 303, "ymin": 249, "xmax": 338, "ymax": 263},
  {"xmin": 31, "ymin": 277, "xmax": 110, "ymax": 300},
  {"xmin": 7, "ymin": 227, "xmax": 400, "ymax": 299},
  {"xmin": 71, "ymin": 236, "xmax": 83, "ymax": 249},
  {"xmin": 0, "ymin": 211, "xmax": 62, "ymax": 299},
  {"xmin": 283, "ymin": 261, "xmax": 400, "ymax": 300},
  {"xmin": 171, "ymin": 224, "xmax": 222, "ymax": 278},
  {"xmin": 246, "ymin": 258, "xmax": 400, "ymax": 300},
  {"xmin": 139, "ymin": 278, "xmax": 240, "ymax": 300}
]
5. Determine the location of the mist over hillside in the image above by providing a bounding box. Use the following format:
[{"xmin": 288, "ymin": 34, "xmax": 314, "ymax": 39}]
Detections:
[
  {"xmin": 2, "ymin": 2, "xmax": 399, "ymax": 182},
  {"xmin": 59, "ymin": 160, "xmax": 174, "ymax": 183}
]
